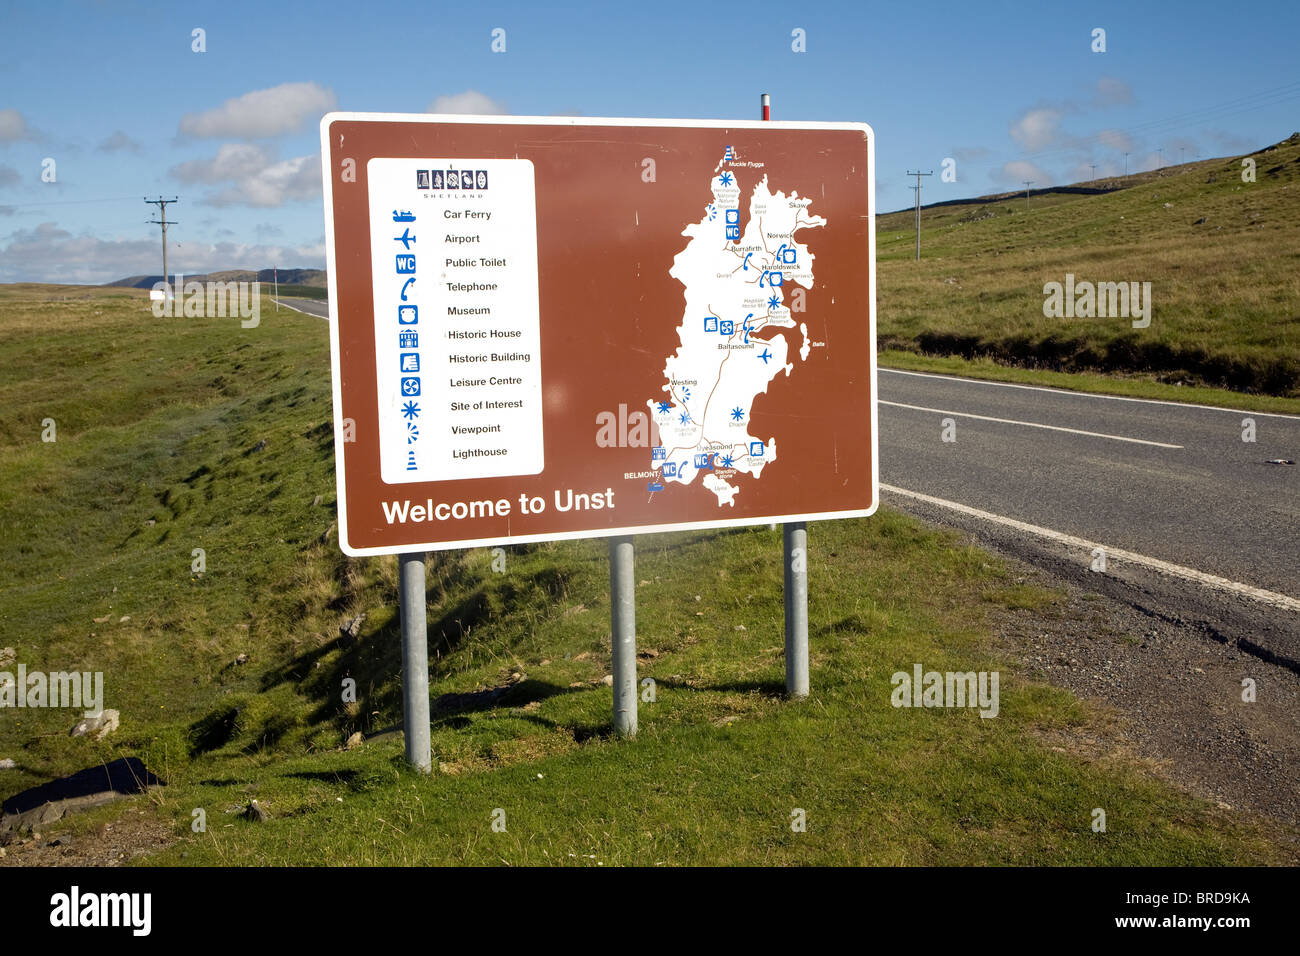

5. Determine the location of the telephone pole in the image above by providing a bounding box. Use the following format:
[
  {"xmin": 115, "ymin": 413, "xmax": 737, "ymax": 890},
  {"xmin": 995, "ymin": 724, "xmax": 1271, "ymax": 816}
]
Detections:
[
  {"xmin": 145, "ymin": 197, "xmax": 178, "ymax": 285},
  {"xmin": 1022, "ymin": 180, "xmax": 1034, "ymax": 207},
  {"xmin": 1089, "ymin": 163, "xmax": 1097, "ymax": 180},
  {"xmin": 906, "ymin": 170, "xmax": 932, "ymax": 260}
]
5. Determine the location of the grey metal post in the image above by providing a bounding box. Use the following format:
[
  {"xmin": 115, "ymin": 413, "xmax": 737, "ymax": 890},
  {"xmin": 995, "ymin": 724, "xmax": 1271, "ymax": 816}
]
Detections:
[
  {"xmin": 762, "ymin": 94, "xmax": 811, "ymax": 699},
  {"xmin": 783, "ymin": 522, "xmax": 809, "ymax": 698},
  {"xmin": 399, "ymin": 551, "xmax": 431, "ymax": 772},
  {"xmin": 610, "ymin": 535, "xmax": 637, "ymax": 737}
]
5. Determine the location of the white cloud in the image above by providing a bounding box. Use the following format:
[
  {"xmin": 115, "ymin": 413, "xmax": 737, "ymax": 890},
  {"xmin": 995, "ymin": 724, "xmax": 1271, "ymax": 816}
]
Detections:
[
  {"xmin": 1135, "ymin": 151, "xmax": 1163, "ymax": 173},
  {"xmin": 172, "ymin": 143, "xmax": 276, "ymax": 183},
  {"xmin": 98, "ymin": 130, "xmax": 141, "ymax": 153},
  {"xmin": 178, "ymin": 82, "xmax": 336, "ymax": 139},
  {"xmin": 1009, "ymin": 107, "xmax": 1064, "ymax": 152},
  {"xmin": 0, "ymin": 220, "xmax": 324, "ymax": 284},
  {"xmin": 1096, "ymin": 128, "xmax": 1134, "ymax": 153},
  {"xmin": 170, "ymin": 145, "xmax": 321, "ymax": 207},
  {"xmin": 993, "ymin": 160, "xmax": 1053, "ymax": 187},
  {"xmin": 1092, "ymin": 76, "xmax": 1134, "ymax": 108},
  {"xmin": 0, "ymin": 108, "xmax": 34, "ymax": 144},
  {"xmin": 1206, "ymin": 129, "xmax": 1255, "ymax": 154},
  {"xmin": 427, "ymin": 90, "xmax": 508, "ymax": 115},
  {"xmin": 209, "ymin": 155, "xmax": 320, "ymax": 207}
]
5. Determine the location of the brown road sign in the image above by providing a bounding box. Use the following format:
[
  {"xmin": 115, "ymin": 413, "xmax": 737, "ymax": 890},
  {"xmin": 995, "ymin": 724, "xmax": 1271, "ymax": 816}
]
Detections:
[{"xmin": 320, "ymin": 112, "xmax": 877, "ymax": 555}]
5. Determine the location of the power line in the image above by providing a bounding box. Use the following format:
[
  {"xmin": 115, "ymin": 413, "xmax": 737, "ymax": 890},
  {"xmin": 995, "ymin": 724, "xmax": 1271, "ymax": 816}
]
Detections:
[
  {"xmin": 145, "ymin": 197, "xmax": 178, "ymax": 284},
  {"xmin": 1022, "ymin": 180, "xmax": 1034, "ymax": 207},
  {"xmin": 905, "ymin": 170, "xmax": 932, "ymax": 260}
]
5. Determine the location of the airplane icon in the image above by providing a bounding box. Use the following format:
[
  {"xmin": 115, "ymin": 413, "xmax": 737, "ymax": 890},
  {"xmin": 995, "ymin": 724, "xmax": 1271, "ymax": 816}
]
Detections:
[
  {"xmin": 758, "ymin": 348, "xmax": 772, "ymax": 364},
  {"xmin": 394, "ymin": 229, "xmax": 415, "ymax": 250}
]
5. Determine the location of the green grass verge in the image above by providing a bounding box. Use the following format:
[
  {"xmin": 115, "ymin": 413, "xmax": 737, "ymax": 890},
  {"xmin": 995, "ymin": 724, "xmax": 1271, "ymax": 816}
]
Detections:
[
  {"xmin": 879, "ymin": 349, "xmax": 1300, "ymax": 415},
  {"xmin": 270, "ymin": 285, "xmax": 328, "ymax": 301}
]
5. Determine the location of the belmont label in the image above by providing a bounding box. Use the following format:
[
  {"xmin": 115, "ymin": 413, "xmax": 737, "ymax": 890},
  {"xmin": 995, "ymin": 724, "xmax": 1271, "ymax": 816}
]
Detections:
[{"xmin": 366, "ymin": 157, "xmax": 543, "ymax": 483}]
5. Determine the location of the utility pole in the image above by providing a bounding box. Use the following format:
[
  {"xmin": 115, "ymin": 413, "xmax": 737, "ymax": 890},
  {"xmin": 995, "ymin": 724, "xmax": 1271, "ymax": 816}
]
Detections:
[
  {"xmin": 1089, "ymin": 163, "xmax": 1097, "ymax": 180},
  {"xmin": 1179, "ymin": 146, "xmax": 1185, "ymax": 165},
  {"xmin": 1124, "ymin": 152, "xmax": 1129, "ymax": 175},
  {"xmin": 1157, "ymin": 146, "xmax": 1164, "ymax": 168},
  {"xmin": 1022, "ymin": 180, "xmax": 1034, "ymax": 207},
  {"xmin": 145, "ymin": 197, "xmax": 178, "ymax": 286},
  {"xmin": 906, "ymin": 170, "xmax": 932, "ymax": 261}
]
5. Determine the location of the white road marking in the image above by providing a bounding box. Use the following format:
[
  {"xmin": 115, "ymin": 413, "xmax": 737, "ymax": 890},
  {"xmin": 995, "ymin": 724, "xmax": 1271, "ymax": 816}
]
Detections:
[
  {"xmin": 271, "ymin": 297, "xmax": 329, "ymax": 319},
  {"xmin": 880, "ymin": 400, "xmax": 1183, "ymax": 448},
  {"xmin": 880, "ymin": 367, "xmax": 1300, "ymax": 420},
  {"xmin": 881, "ymin": 483, "xmax": 1300, "ymax": 614}
]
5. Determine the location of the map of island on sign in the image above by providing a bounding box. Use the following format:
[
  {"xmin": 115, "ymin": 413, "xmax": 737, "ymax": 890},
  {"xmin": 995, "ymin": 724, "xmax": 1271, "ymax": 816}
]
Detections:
[
  {"xmin": 321, "ymin": 114, "xmax": 875, "ymax": 555},
  {"xmin": 650, "ymin": 164, "xmax": 827, "ymax": 507}
]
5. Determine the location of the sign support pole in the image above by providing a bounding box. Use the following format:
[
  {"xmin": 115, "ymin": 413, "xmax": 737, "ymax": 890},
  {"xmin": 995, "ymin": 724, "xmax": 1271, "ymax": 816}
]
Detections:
[
  {"xmin": 610, "ymin": 535, "xmax": 638, "ymax": 737},
  {"xmin": 398, "ymin": 551, "xmax": 432, "ymax": 772},
  {"xmin": 783, "ymin": 522, "xmax": 810, "ymax": 697},
  {"xmin": 762, "ymin": 92, "xmax": 811, "ymax": 699}
]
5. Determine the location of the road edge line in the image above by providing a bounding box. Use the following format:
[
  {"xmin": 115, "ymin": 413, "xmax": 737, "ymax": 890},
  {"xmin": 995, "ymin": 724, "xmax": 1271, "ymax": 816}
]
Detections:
[{"xmin": 880, "ymin": 483, "xmax": 1300, "ymax": 613}]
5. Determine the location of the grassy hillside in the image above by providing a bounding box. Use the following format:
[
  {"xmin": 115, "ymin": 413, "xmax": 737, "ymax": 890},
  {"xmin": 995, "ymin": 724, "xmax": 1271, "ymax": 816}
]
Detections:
[
  {"xmin": 107, "ymin": 269, "xmax": 326, "ymax": 290},
  {"xmin": 878, "ymin": 134, "xmax": 1300, "ymax": 397},
  {"xmin": 0, "ymin": 285, "xmax": 1294, "ymax": 864}
]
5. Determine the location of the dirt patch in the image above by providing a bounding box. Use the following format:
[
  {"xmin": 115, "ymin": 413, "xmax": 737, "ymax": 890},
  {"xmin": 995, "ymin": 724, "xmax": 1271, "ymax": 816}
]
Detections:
[
  {"xmin": 984, "ymin": 559, "xmax": 1300, "ymax": 847},
  {"xmin": 0, "ymin": 804, "xmax": 177, "ymax": 867}
]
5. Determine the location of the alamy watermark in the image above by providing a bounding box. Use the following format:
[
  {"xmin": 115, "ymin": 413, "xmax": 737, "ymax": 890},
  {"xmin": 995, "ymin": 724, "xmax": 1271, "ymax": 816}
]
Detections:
[
  {"xmin": 891, "ymin": 663, "xmax": 999, "ymax": 718},
  {"xmin": 151, "ymin": 273, "xmax": 260, "ymax": 328},
  {"xmin": 1042, "ymin": 273, "xmax": 1151, "ymax": 328},
  {"xmin": 50, "ymin": 886, "xmax": 150, "ymax": 936},
  {"xmin": 0, "ymin": 664, "xmax": 104, "ymax": 716}
]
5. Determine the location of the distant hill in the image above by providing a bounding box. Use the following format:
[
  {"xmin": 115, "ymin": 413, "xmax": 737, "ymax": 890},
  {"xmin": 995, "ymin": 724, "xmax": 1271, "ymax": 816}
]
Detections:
[
  {"xmin": 876, "ymin": 132, "xmax": 1300, "ymax": 396},
  {"xmin": 107, "ymin": 268, "xmax": 326, "ymax": 289}
]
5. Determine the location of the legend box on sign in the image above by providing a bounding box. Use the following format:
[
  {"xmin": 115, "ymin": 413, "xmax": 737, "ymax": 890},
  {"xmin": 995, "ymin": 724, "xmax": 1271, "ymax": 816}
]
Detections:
[{"xmin": 366, "ymin": 157, "xmax": 543, "ymax": 484}]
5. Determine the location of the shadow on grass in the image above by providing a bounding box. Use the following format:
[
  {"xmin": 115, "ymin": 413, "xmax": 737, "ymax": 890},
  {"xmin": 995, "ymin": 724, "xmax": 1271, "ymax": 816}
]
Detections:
[
  {"xmin": 283, "ymin": 769, "xmax": 361, "ymax": 785},
  {"xmin": 653, "ymin": 676, "xmax": 787, "ymax": 698}
]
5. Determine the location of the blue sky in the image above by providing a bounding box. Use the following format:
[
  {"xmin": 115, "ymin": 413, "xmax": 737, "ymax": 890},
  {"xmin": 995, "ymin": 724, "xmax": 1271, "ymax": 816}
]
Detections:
[{"xmin": 1, "ymin": 0, "xmax": 1297, "ymax": 283}]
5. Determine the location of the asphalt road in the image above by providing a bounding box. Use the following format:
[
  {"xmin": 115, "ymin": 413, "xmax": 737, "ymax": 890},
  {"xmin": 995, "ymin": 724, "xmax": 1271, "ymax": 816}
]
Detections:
[
  {"xmin": 878, "ymin": 368, "xmax": 1300, "ymax": 659},
  {"xmin": 271, "ymin": 295, "xmax": 329, "ymax": 318}
]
